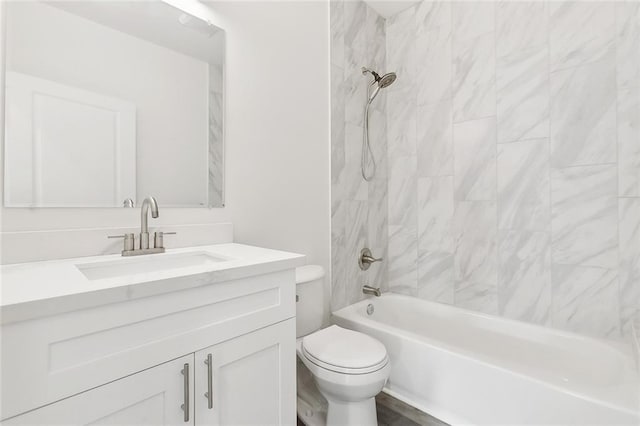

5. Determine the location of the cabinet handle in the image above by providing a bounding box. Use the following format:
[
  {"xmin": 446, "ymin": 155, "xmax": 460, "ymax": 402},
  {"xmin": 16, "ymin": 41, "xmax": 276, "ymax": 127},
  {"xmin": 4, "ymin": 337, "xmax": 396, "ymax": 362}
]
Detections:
[
  {"xmin": 181, "ymin": 363, "xmax": 190, "ymax": 422},
  {"xmin": 204, "ymin": 353, "xmax": 213, "ymax": 409}
]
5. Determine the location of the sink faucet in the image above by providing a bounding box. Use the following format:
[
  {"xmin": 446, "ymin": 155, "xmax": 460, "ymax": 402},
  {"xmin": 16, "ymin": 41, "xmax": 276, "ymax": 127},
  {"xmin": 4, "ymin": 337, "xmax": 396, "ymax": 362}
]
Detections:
[
  {"xmin": 140, "ymin": 196, "xmax": 159, "ymax": 249},
  {"xmin": 108, "ymin": 196, "xmax": 175, "ymax": 256}
]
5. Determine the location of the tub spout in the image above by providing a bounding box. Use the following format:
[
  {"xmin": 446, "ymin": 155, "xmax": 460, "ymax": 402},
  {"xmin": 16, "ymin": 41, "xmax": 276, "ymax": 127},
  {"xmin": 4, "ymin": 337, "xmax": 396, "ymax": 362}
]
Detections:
[{"xmin": 363, "ymin": 285, "xmax": 381, "ymax": 297}]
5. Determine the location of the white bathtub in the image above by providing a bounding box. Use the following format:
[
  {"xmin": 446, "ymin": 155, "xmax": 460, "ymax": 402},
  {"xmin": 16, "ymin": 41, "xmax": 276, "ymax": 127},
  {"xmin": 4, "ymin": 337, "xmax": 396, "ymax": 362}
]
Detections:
[{"xmin": 332, "ymin": 293, "xmax": 640, "ymax": 425}]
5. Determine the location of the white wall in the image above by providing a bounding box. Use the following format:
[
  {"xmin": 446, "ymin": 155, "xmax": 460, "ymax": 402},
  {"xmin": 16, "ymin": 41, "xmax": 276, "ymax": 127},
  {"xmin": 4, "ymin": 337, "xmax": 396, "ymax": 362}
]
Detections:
[{"xmin": 0, "ymin": 0, "xmax": 331, "ymax": 273}]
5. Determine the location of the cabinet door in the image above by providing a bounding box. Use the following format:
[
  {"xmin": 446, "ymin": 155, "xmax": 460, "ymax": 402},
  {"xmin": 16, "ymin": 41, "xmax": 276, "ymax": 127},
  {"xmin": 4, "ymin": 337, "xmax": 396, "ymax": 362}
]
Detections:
[
  {"xmin": 5, "ymin": 354, "xmax": 195, "ymax": 425},
  {"xmin": 195, "ymin": 319, "xmax": 296, "ymax": 426}
]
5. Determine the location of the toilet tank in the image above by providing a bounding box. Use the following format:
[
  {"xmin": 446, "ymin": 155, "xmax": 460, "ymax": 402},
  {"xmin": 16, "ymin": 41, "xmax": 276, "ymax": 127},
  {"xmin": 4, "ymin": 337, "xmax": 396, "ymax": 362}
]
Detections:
[{"xmin": 295, "ymin": 265, "xmax": 325, "ymax": 338}]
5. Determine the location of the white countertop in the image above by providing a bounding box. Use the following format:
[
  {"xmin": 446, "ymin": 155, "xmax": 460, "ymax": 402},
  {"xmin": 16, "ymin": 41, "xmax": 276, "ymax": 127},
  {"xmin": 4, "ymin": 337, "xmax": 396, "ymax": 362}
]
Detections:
[{"xmin": 0, "ymin": 243, "xmax": 306, "ymax": 324}]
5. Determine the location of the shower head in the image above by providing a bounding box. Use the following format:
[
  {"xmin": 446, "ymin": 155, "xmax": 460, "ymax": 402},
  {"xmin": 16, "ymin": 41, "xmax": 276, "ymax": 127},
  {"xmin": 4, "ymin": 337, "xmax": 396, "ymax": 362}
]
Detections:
[
  {"xmin": 362, "ymin": 67, "xmax": 397, "ymax": 104},
  {"xmin": 378, "ymin": 72, "xmax": 397, "ymax": 88}
]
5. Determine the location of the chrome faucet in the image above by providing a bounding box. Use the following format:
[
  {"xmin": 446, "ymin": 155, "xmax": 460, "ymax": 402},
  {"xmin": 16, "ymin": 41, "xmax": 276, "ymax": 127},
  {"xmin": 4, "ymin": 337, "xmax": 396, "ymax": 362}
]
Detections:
[
  {"xmin": 358, "ymin": 248, "xmax": 383, "ymax": 270},
  {"xmin": 140, "ymin": 196, "xmax": 159, "ymax": 249},
  {"xmin": 362, "ymin": 285, "xmax": 381, "ymax": 297},
  {"xmin": 108, "ymin": 196, "xmax": 175, "ymax": 256}
]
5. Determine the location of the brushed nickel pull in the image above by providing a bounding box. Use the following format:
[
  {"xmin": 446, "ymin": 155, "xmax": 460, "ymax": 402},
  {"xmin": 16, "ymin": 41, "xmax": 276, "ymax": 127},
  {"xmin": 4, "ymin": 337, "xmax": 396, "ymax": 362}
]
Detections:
[
  {"xmin": 181, "ymin": 363, "xmax": 190, "ymax": 422},
  {"xmin": 204, "ymin": 353, "xmax": 213, "ymax": 409}
]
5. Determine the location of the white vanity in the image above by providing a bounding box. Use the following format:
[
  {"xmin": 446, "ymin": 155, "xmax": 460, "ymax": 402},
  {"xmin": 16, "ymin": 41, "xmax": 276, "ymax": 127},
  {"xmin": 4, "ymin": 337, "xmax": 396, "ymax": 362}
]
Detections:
[{"xmin": 0, "ymin": 244, "xmax": 305, "ymax": 425}]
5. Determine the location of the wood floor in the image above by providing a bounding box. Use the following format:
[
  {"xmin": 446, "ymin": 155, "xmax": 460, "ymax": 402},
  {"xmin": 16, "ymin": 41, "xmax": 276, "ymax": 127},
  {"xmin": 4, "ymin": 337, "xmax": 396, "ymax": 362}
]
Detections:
[{"xmin": 296, "ymin": 392, "xmax": 449, "ymax": 426}]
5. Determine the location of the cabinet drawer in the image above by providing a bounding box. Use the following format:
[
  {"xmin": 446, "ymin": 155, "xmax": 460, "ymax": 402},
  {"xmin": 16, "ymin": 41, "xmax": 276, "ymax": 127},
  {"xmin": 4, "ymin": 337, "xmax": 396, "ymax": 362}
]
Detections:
[{"xmin": 1, "ymin": 269, "xmax": 295, "ymax": 419}]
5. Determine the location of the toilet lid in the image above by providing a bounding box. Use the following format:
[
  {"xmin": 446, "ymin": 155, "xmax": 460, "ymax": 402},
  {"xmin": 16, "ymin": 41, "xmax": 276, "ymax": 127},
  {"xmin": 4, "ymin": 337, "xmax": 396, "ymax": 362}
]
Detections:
[{"xmin": 301, "ymin": 325, "xmax": 388, "ymax": 372}]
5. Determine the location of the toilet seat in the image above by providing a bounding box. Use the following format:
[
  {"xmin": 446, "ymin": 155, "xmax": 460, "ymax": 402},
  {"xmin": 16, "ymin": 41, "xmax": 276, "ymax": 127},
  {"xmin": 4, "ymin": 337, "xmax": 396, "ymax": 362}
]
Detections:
[{"xmin": 301, "ymin": 325, "xmax": 388, "ymax": 375}]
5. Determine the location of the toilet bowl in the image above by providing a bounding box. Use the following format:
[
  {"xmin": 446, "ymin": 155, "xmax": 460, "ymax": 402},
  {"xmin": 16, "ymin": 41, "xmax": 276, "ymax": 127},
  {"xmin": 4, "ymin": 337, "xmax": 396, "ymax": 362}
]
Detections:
[
  {"xmin": 297, "ymin": 326, "xmax": 390, "ymax": 426},
  {"xmin": 295, "ymin": 265, "xmax": 390, "ymax": 426}
]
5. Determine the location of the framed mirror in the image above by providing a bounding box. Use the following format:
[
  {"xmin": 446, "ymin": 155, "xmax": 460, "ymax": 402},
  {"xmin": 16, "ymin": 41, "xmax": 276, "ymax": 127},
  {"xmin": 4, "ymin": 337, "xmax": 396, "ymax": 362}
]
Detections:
[{"xmin": 2, "ymin": 0, "xmax": 224, "ymax": 208}]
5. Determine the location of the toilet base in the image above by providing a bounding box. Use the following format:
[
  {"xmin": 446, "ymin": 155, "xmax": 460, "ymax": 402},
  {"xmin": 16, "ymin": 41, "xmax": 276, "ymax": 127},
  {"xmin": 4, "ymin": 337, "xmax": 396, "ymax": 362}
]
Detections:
[{"xmin": 326, "ymin": 397, "xmax": 377, "ymax": 426}]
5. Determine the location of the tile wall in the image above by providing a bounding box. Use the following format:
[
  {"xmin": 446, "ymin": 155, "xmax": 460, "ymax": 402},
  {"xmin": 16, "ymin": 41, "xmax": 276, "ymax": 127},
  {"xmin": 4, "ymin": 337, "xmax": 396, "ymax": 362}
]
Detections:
[
  {"xmin": 382, "ymin": 0, "xmax": 639, "ymax": 341},
  {"xmin": 330, "ymin": 1, "xmax": 389, "ymax": 310}
]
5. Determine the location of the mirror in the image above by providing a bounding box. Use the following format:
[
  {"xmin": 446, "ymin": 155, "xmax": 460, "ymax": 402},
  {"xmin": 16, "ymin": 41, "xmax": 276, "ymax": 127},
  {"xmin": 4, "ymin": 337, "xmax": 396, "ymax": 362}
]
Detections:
[{"xmin": 3, "ymin": 0, "xmax": 224, "ymax": 208}]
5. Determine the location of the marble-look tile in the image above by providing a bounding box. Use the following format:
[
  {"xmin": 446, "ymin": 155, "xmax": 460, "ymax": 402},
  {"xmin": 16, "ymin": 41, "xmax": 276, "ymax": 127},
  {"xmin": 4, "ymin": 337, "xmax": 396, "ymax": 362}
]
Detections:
[
  {"xmin": 415, "ymin": 0, "xmax": 451, "ymax": 36},
  {"xmin": 551, "ymin": 164, "xmax": 618, "ymax": 269},
  {"xmin": 388, "ymin": 155, "xmax": 417, "ymax": 226},
  {"xmin": 452, "ymin": 1, "xmax": 494, "ymax": 43},
  {"xmin": 386, "ymin": 6, "xmax": 417, "ymax": 87},
  {"xmin": 368, "ymin": 174, "xmax": 388, "ymax": 250},
  {"xmin": 497, "ymin": 139, "xmax": 550, "ymax": 232},
  {"xmin": 549, "ymin": 1, "xmax": 615, "ymax": 72},
  {"xmin": 550, "ymin": 55, "xmax": 616, "ymax": 168},
  {"xmin": 452, "ymin": 32, "xmax": 496, "ymax": 123},
  {"xmin": 330, "ymin": 0, "xmax": 389, "ymax": 313},
  {"xmin": 616, "ymin": 1, "xmax": 640, "ymax": 90},
  {"xmin": 330, "ymin": 0, "xmax": 344, "ymax": 68},
  {"xmin": 387, "ymin": 87, "xmax": 417, "ymax": 158},
  {"xmin": 455, "ymin": 280, "xmax": 498, "ymax": 315},
  {"xmin": 498, "ymin": 230, "xmax": 551, "ymax": 324},
  {"xmin": 416, "ymin": 25, "xmax": 451, "ymax": 107},
  {"xmin": 418, "ymin": 251, "xmax": 454, "ymax": 304},
  {"xmin": 330, "ymin": 228, "xmax": 347, "ymax": 311},
  {"xmin": 344, "ymin": 0, "xmax": 366, "ymax": 49},
  {"xmin": 342, "ymin": 123, "xmax": 368, "ymax": 201},
  {"xmin": 453, "ymin": 201, "xmax": 498, "ymax": 288},
  {"xmin": 344, "ymin": 45, "xmax": 367, "ymax": 127},
  {"xmin": 331, "ymin": 178, "xmax": 347, "ymax": 311},
  {"xmin": 417, "ymin": 176, "xmax": 453, "ymax": 253},
  {"xmin": 388, "ymin": 225, "xmax": 418, "ymax": 294},
  {"xmin": 453, "ymin": 117, "xmax": 496, "ymax": 201},
  {"xmin": 618, "ymin": 86, "xmax": 640, "ymax": 197},
  {"xmin": 551, "ymin": 264, "xmax": 620, "ymax": 339},
  {"xmin": 495, "ymin": 1, "xmax": 548, "ymax": 58},
  {"xmin": 496, "ymin": 44, "xmax": 549, "ymax": 144},
  {"xmin": 368, "ymin": 107, "xmax": 387, "ymax": 177},
  {"xmin": 344, "ymin": 200, "xmax": 368, "ymax": 306},
  {"xmin": 417, "ymin": 100, "xmax": 453, "ymax": 177},
  {"xmin": 331, "ymin": 64, "xmax": 345, "ymax": 185},
  {"xmin": 619, "ymin": 198, "xmax": 640, "ymax": 338},
  {"xmin": 366, "ymin": 5, "xmax": 386, "ymax": 74}
]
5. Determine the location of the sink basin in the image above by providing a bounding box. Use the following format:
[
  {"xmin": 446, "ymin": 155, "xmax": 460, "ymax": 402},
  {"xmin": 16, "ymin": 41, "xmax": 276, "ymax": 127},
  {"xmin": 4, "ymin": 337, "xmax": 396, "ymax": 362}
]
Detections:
[{"xmin": 76, "ymin": 251, "xmax": 227, "ymax": 281}]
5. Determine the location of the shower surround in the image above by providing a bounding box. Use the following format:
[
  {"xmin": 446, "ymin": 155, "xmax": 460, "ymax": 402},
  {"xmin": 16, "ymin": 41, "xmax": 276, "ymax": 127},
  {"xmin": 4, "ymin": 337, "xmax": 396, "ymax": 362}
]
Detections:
[
  {"xmin": 330, "ymin": 0, "xmax": 388, "ymax": 311},
  {"xmin": 330, "ymin": 0, "xmax": 639, "ymax": 344},
  {"xmin": 383, "ymin": 0, "xmax": 639, "ymax": 343}
]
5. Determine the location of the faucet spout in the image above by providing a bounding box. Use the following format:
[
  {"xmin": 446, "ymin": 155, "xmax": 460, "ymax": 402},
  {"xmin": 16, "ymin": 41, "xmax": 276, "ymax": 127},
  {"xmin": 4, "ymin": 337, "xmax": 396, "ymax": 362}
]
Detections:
[
  {"xmin": 140, "ymin": 196, "xmax": 159, "ymax": 249},
  {"xmin": 362, "ymin": 285, "xmax": 381, "ymax": 297}
]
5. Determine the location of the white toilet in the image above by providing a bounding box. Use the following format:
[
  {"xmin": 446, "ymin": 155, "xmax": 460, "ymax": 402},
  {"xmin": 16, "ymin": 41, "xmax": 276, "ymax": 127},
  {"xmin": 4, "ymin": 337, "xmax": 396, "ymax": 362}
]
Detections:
[{"xmin": 295, "ymin": 265, "xmax": 390, "ymax": 426}]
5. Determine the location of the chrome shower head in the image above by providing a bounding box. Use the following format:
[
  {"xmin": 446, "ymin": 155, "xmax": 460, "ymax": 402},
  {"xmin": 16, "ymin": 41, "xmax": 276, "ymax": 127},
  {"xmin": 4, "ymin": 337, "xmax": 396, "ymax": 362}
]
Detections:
[
  {"xmin": 362, "ymin": 67, "xmax": 397, "ymax": 104},
  {"xmin": 378, "ymin": 72, "xmax": 397, "ymax": 88}
]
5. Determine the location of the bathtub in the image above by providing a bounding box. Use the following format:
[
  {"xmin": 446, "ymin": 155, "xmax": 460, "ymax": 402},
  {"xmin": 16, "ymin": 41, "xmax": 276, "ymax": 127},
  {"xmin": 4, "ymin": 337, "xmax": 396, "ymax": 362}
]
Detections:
[{"xmin": 332, "ymin": 293, "xmax": 640, "ymax": 425}]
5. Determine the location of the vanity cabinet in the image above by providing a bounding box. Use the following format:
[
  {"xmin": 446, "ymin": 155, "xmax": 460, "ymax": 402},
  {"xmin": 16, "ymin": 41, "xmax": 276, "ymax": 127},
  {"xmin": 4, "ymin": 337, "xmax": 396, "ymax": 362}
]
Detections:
[
  {"xmin": 5, "ymin": 320, "xmax": 295, "ymax": 426},
  {"xmin": 1, "ymin": 259, "xmax": 301, "ymax": 425}
]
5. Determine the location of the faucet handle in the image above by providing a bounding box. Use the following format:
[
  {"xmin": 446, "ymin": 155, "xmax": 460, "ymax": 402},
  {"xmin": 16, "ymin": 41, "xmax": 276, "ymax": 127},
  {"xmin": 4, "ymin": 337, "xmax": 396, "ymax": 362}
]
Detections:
[
  {"xmin": 108, "ymin": 233, "xmax": 135, "ymax": 251},
  {"xmin": 358, "ymin": 248, "xmax": 383, "ymax": 270},
  {"xmin": 154, "ymin": 231, "xmax": 176, "ymax": 249}
]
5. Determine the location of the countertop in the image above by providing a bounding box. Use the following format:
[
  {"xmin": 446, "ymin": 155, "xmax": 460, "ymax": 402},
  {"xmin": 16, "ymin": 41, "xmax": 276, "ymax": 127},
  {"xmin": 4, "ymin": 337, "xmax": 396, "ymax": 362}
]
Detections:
[{"xmin": 0, "ymin": 243, "xmax": 306, "ymax": 324}]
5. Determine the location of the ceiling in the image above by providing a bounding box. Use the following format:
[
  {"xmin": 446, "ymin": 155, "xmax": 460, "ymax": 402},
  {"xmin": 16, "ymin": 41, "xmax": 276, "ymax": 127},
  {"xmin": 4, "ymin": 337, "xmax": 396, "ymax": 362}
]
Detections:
[{"xmin": 363, "ymin": 0, "xmax": 420, "ymax": 19}]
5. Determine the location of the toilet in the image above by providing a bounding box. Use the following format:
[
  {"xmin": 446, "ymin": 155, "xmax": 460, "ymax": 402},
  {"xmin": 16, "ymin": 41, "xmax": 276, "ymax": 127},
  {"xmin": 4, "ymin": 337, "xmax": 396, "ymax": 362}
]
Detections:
[{"xmin": 295, "ymin": 265, "xmax": 390, "ymax": 426}]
